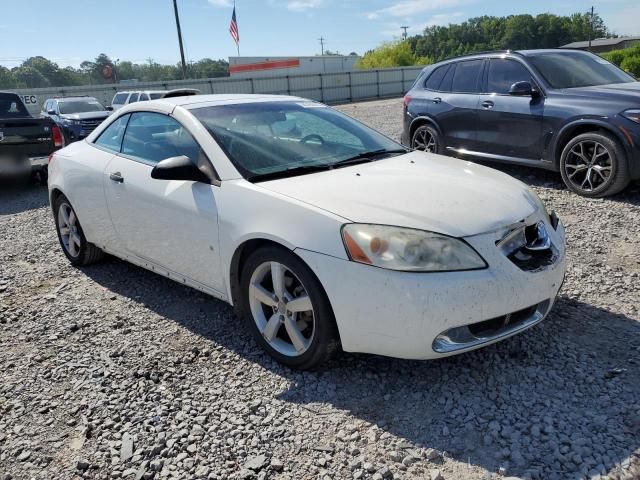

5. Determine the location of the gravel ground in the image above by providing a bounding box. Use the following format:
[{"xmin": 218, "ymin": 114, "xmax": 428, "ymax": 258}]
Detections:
[{"xmin": 1, "ymin": 97, "xmax": 639, "ymax": 480}]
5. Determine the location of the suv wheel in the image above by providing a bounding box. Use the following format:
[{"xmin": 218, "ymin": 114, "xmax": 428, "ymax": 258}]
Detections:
[
  {"xmin": 560, "ymin": 132, "xmax": 630, "ymax": 197},
  {"xmin": 239, "ymin": 246, "xmax": 340, "ymax": 369},
  {"xmin": 53, "ymin": 194, "xmax": 105, "ymax": 266},
  {"xmin": 411, "ymin": 124, "xmax": 441, "ymax": 153}
]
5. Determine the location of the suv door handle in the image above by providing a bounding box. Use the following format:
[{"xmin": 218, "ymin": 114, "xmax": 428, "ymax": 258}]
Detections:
[
  {"xmin": 109, "ymin": 172, "xmax": 124, "ymax": 183},
  {"xmin": 432, "ymin": 97, "xmax": 442, "ymax": 104},
  {"xmin": 481, "ymin": 100, "xmax": 494, "ymax": 109}
]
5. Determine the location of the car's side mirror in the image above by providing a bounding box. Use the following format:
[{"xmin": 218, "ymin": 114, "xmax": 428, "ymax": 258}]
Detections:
[
  {"xmin": 509, "ymin": 81, "xmax": 538, "ymax": 97},
  {"xmin": 151, "ymin": 155, "xmax": 212, "ymax": 184},
  {"xmin": 47, "ymin": 109, "xmax": 57, "ymax": 115},
  {"xmin": 105, "ymin": 105, "xmax": 114, "ymax": 111}
]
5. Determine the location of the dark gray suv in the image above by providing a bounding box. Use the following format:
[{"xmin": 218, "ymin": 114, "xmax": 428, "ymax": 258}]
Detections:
[{"xmin": 402, "ymin": 49, "xmax": 640, "ymax": 197}]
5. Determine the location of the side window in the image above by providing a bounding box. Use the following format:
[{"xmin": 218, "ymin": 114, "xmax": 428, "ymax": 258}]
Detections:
[
  {"xmin": 424, "ymin": 65, "xmax": 450, "ymax": 91},
  {"xmin": 487, "ymin": 59, "xmax": 533, "ymax": 94},
  {"xmin": 139, "ymin": 93, "xmax": 150, "ymax": 101},
  {"xmin": 112, "ymin": 93, "xmax": 128, "ymax": 105},
  {"xmin": 94, "ymin": 114, "xmax": 130, "ymax": 152},
  {"xmin": 439, "ymin": 63, "xmax": 456, "ymax": 93},
  {"xmin": 451, "ymin": 60, "xmax": 483, "ymax": 93},
  {"xmin": 128, "ymin": 93, "xmax": 140, "ymax": 104},
  {"xmin": 121, "ymin": 112, "xmax": 201, "ymax": 164}
]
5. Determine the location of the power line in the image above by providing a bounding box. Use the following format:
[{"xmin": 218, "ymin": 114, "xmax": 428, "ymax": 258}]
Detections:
[
  {"xmin": 318, "ymin": 37, "xmax": 325, "ymax": 56},
  {"xmin": 401, "ymin": 26, "xmax": 409, "ymax": 40}
]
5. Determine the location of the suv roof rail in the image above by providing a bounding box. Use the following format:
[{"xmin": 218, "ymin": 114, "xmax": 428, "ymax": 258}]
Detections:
[{"xmin": 436, "ymin": 49, "xmax": 525, "ymax": 64}]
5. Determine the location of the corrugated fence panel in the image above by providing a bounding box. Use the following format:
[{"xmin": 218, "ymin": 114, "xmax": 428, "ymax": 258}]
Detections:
[
  {"xmin": 288, "ymin": 75, "xmax": 322, "ymax": 101},
  {"xmin": 12, "ymin": 66, "xmax": 425, "ymax": 114}
]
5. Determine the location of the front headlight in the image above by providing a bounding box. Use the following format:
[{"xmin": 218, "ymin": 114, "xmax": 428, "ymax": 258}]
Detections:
[
  {"xmin": 341, "ymin": 224, "xmax": 487, "ymax": 272},
  {"xmin": 622, "ymin": 109, "xmax": 640, "ymax": 124}
]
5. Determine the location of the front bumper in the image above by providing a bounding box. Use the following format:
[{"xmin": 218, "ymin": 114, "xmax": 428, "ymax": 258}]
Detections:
[{"xmin": 296, "ymin": 214, "xmax": 566, "ymax": 360}]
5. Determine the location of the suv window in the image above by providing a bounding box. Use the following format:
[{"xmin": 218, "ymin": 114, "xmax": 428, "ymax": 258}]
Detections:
[
  {"xmin": 95, "ymin": 114, "xmax": 130, "ymax": 152},
  {"xmin": 121, "ymin": 112, "xmax": 201, "ymax": 164},
  {"xmin": 487, "ymin": 59, "xmax": 533, "ymax": 94},
  {"xmin": 128, "ymin": 93, "xmax": 140, "ymax": 103},
  {"xmin": 451, "ymin": 60, "xmax": 483, "ymax": 93},
  {"xmin": 139, "ymin": 93, "xmax": 150, "ymax": 101},
  {"xmin": 112, "ymin": 93, "xmax": 128, "ymax": 105},
  {"xmin": 425, "ymin": 64, "xmax": 450, "ymax": 91}
]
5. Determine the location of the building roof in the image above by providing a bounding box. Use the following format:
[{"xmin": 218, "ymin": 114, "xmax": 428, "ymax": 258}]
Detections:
[{"xmin": 561, "ymin": 36, "xmax": 640, "ymax": 49}]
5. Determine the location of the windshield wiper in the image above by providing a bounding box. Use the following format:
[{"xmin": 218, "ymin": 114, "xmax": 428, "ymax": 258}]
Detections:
[
  {"xmin": 248, "ymin": 149, "xmax": 408, "ymax": 182},
  {"xmin": 331, "ymin": 148, "xmax": 408, "ymax": 168},
  {"xmin": 248, "ymin": 164, "xmax": 331, "ymax": 182}
]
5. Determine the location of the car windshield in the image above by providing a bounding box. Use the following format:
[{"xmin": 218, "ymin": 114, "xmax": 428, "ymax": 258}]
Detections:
[
  {"xmin": 0, "ymin": 93, "xmax": 29, "ymax": 118},
  {"xmin": 527, "ymin": 51, "xmax": 635, "ymax": 89},
  {"xmin": 191, "ymin": 101, "xmax": 405, "ymax": 181},
  {"xmin": 59, "ymin": 100, "xmax": 105, "ymax": 114}
]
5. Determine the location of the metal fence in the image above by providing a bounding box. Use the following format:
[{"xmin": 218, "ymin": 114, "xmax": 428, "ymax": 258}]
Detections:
[{"xmin": 11, "ymin": 67, "xmax": 423, "ymax": 115}]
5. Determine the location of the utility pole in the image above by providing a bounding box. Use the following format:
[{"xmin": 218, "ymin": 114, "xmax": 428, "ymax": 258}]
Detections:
[
  {"xmin": 401, "ymin": 26, "xmax": 409, "ymax": 41},
  {"xmin": 318, "ymin": 37, "xmax": 325, "ymax": 56},
  {"xmin": 588, "ymin": 5, "xmax": 594, "ymax": 52},
  {"xmin": 173, "ymin": 0, "xmax": 187, "ymax": 79}
]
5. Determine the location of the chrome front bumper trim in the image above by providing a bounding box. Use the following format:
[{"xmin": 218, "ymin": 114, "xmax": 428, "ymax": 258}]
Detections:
[{"xmin": 432, "ymin": 299, "xmax": 552, "ymax": 354}]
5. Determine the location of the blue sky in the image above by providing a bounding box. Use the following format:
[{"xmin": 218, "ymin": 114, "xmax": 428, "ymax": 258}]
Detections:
[{"xmin": 0, "ymin": 0, "xmax": 638, "ymax": 68}]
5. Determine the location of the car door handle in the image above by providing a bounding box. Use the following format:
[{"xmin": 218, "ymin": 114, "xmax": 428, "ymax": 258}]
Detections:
[
  {"xmin": 481, "ymin": 100, "xmax": 494, "ymax": 109},
  {"xmin": 432, "ymin": 97, "xmax": 442, "ymax": 104},
  {"xmin": 109, "ymin": 172, "xmax": 124, "ymax": 183}
]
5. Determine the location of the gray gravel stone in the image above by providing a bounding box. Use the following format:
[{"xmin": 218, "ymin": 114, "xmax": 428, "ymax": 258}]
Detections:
[{"xmin": 0, "ymin": 98, "xmax": 639, "ymax": 480}]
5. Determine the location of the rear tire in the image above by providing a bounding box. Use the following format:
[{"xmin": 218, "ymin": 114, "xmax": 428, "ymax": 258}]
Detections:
[
  {"xmin": 239, "ymin": 246, "xmax": 340, "ymax": 370},
  {"xmin": 53, "ymin": 194, "xmax": 104, "ymax": 266},
  {"xmin": 559, "ymin": 131, "xmax": 630, "ymax": 197},
  {"xmin": 411, "ymin": 124, "xmax": 441, "ymax": 154}
]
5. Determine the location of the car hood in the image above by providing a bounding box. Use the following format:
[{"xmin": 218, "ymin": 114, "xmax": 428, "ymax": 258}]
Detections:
[
  {"xmin": 564, "ymin": 82, "xmax": 640, "ymax": 103},
  {"xmin": 60, "ymin": 111, "xmax": 110, "ymax": 121},
  {"xmin": 258, "ymin": 151, "xmax": 541, "ymax": 238}
]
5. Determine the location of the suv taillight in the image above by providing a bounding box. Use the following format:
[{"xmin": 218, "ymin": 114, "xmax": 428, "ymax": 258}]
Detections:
[
  {"xmin": 51, "ymin": 125, "xmax": 64, "ymax": 148},
  {"xmin": 403, "ymin": 94, "xmax": 412, "ymax": 107}
]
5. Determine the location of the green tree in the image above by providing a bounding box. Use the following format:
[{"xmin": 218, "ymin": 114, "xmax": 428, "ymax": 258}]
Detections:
[
  {"xmin": 12, "ymin": 66, "xmax": 49, "ymax": 88},
  {"xmin": 357, "ymin": 41, "xmax": 431, "ymax": 69},
  {"xmin": 0, "ymin": 66, "xmax": 17, "ymax": 88}
]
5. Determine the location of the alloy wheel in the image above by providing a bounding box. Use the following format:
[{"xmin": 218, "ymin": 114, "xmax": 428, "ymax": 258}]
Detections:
[
  {"xmin": 413, "ymin": 128, "xmax": 437, "ymax": 153},
  {"xmin": 564, "ymin": 140, "xmax": 613, "ymax": 193},
  {"xmin": 57, "ymin": 202, "xmax": 81, "ymax": 258},
  {"xmin": 248, "ymin": 261, "xmax": 315, "ymax": 357}
]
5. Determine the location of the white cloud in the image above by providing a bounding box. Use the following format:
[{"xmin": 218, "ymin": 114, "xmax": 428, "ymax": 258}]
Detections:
[
  {"xmin": 367, "ymin": 0, "xmax": 470, "ymax": 20},
  {"xmin": 207, "ymin": 0, "xmax": 232, "ymax": 7},
  {"xmin": 287, "ymin": 0, "xmax": 324, "ymax": 12}
]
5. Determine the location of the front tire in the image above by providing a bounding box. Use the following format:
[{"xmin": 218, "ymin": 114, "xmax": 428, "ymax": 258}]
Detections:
[
  {"xmin": 559, "ymin": 132, "xmax": 630, "ymax": 197},
  {"xmin": 53, "ymin": 194, "xmax": 104, "ymax": 266},
  {"xmin": 239, "ymin": 246, "xmax": 340, "ymax": 369},
  {"xmin": 411, "ymin": 124, "xmax": 441, "ymax": 153}
]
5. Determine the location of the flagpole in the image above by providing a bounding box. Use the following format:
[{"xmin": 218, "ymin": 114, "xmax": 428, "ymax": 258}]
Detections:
[{"xmin": 236, "ymin": 1, "xmax": 240, "ymax": 57}]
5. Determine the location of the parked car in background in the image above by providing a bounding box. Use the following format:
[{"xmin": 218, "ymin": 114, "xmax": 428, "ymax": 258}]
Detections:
[
  {"xmin": 110, "ymin": 89, "xmax": 199, "ymax": 110},
  {"xmin": 403, "ymin": 49, "xmax": 640, "ymax": 197},
  {"xmin": 41, "ymin": 96, "xmax": 110, "ymax": 143},
  {"xmin": 0, "ymin": 91, "xmax": 63, "ymax": 184},
  {"xmin": 48, "ymin": 94, "xmax": 566, "ymax": 369}
]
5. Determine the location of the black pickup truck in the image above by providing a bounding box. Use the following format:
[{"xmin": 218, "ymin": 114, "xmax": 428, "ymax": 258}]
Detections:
[{"xmin": 0, "ymin": 91, "xmax": 63, "ymax": 184}]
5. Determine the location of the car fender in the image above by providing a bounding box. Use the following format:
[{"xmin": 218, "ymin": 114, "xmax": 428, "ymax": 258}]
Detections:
[
  {"xmin": 409, "ymin": 115, "xmax": 443, "ymax": 140},
  {"xmin": 551, "ymin": 117, "xmax": 632, "ymax": 167}
]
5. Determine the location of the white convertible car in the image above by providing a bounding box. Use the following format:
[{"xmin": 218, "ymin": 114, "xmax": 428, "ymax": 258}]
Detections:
[{"xmin": 48, "ymin": 94, "xmax": 566, "ymax": 369}]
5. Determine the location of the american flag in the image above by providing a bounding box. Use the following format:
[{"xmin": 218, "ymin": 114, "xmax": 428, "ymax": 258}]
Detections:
[{"xmin": 229, "ymin": 5, "xmax": 239, "ymax": 46}]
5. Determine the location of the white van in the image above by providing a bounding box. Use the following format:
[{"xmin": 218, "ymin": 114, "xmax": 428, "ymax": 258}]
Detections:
[{"xmin": 110, "ymin": 89, "xmax": 199, "ymax": 110}]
